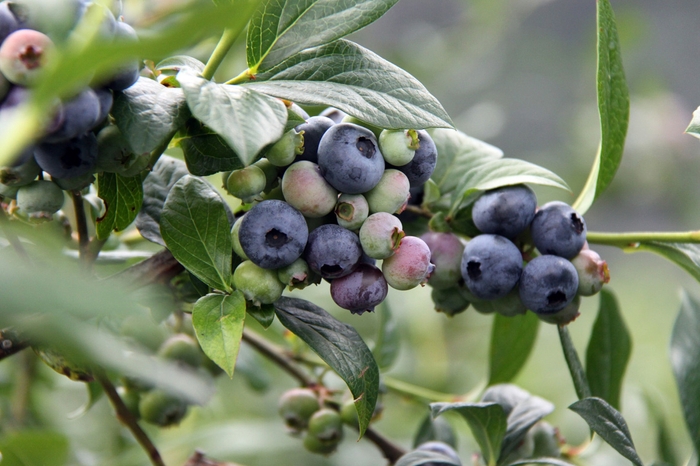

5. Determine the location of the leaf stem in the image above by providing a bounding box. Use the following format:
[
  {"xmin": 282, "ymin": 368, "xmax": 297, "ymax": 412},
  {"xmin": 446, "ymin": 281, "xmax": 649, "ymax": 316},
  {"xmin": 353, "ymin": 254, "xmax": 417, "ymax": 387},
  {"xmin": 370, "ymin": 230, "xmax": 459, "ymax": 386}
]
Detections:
[
  {"xmin": 587, "ymin": 230, "xmax": 700, "ymax": 248},
  {"xmin": 71, "ymin": 190, "xmax": 90, "ymax": 268},
  {"xmin": 383, "ymin": 376, "xmax": 462, "ymax": 403},
  {"xmin": 97, "ymin": 373, "xmax": 166, "ymax": 466},
  {"xmin": 202, "ymin": 28, "xmax": 244, "ymax": 81},
  {"xmin": 225, "ymin": 68, "xmax": 254, "ymax": 85},
  {"xmin": 557, "ymin": 325, "xmax": 591, "ymax": 400}
]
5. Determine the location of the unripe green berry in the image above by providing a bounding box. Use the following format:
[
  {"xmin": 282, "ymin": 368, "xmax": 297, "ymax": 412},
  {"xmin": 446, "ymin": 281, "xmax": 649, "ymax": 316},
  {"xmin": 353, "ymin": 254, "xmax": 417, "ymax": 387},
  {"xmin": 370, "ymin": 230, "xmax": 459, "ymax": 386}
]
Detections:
[
  {"xmin": 16, "ymin": 180, "xmax": 65, "ymax": 216},
  {"xmin": 431, "ymin": 287, "xmax": 470, "ymax": 317},
  {"xmin": 537, "ymin": 295, "xmax": 581, "ymax": 325},
  {"xmin": 364, "ymin": 169, "xmax": 410, "ymax": 214},
  {"xmin": 138, "ymin": 389, "xmax": 188, "ymax": 427},
  {"xmin": 277, "ymin": 258, "xmax": 317, "ymax": 290},
  {"xmin": 157, "ymin": 334, "xmax": 203, "ymax": 368},
  {"xmin": 303, "ymin": 431, "xmax": 339, "ymax": 455},
  {"xmin": 531, "ymin": 421, "xmax": 562, "ymax": 458},
  {"xmin": 471, "ymin": 289, "xmax": 526, "ymax": 317},
  {"xmin": 382, "ymin": 236, "xmax": 433, "ymax": 290},
  {"xmin": 359, "ymin": 212, "xmax": 404, "ymax": 259},
  {"xmin": 0, "ymin": 155, "xmax": 40, "ymax": 187},
  {"xmin": 96, "ymin": 125, "xmax": 136, "ymax": 174},
  {"xmin": 339, "ymin": 399, "xmax": 359, "ymax": 429},
  {"xmin": 117, "ymin": 386, "xmax": 141, "ymax": 419},
  {"xmin": 307, "ymin": 408, "xmax": 344, "ymax": 445},
  {"xmin": 121, "ymin": 154, "xmax": 150, "ymax": 178},
  {"xmin": 233, "ymin": 261, "xmax": 285, "ymax": 305},
  {"xmin": 253, "ymin": 158, "xmax": 280, "ymax": 192},
  {"xmin": 379, "ymin": 129, "xmax": 418, "ymax": 166},
  {"xmin": 226, "ymin": 165, "xmax": 267, "ymax": 202},
  {"xmin": 335, "ymin": 193, "xmax": 369, "ymax": 230},
  {"xmin": 281, "ymin": 161, "xmax": 338, "ymax": 218},
  {"xmin": 266, "ymin": 128, "xmax": 304, "ymax": 167},
  {"xmin": 0, "ymin": 182, "xmax": 19, "ymax": 199},
  {"xmin": 278, "ymin": 388, "xmax": 320, "ymax": 432},
  {"xmin": 231, "ymin": 215, "xmax": 248, "ymax": 260}
]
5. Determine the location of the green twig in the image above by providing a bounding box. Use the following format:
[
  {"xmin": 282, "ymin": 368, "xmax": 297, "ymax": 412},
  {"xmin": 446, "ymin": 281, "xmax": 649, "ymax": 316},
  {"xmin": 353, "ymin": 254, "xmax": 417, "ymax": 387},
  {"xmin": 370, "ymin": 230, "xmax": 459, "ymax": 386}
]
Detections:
[
  {"xmin": 97, "ymin": 374, "xmax": 166, "ymax": 466},
  {"xmin": 202, "ymin": 28, "xmax": 244, "ymax": 81},
  {"xmin": 557, "ymin": 325, "xmax": 591, "ymax": 400},
  {"xmin": 587, "ymin": 230, "xmax": 700, "ymax": 248},
  {"xmin": 383, "ymin": 376, "xmax": 462, "ymax": 403}
]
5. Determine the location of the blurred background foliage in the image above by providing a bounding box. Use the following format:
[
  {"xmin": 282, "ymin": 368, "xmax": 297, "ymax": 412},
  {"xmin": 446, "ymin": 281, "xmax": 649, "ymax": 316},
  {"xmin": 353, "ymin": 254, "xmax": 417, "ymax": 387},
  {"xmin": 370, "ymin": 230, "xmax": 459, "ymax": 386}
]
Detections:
[{"xmin": 2, "ymin": 0, "xmax": 700, "ymax": 465}]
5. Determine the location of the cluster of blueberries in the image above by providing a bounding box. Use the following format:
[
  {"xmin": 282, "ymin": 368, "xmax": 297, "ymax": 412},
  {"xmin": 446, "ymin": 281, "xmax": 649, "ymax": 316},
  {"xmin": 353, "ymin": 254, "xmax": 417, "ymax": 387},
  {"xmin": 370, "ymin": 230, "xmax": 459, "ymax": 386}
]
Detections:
[
  {"xmin": 228, "ymin": 112, "xmax": 438, "ymax": 314},
  {"xmin": 0, "ymin": 0, "xmax": 140, "ymax": 218},
  {"xmin": 425, "ymin": 185, "xmax": 609, "ymax": 324}
]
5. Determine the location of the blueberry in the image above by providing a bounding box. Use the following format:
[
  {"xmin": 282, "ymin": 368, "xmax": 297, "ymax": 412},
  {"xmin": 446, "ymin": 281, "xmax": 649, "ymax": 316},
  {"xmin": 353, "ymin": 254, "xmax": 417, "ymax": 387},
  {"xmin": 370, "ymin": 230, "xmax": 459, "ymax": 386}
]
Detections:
[
  {"xmin": 537, "ymin": 295, "xmax": 581, "ymax": 325},
  {"xmin": 138, "ymin": 389, "xmax": 188, "ymax": 427},
  {"xmin": 157, "ymin": 334, "xmax": 202, "ymax": 368},
  {"xmin": 0, "ymin": 147, "xmax": 39, "ymax": 186},
  {"xmin": 93, "ymin": 87, "xmax": 113, "ymax": 128},
  {"xmin": 238, "ymin": 200, "xmax": 308, "ymax": 269},
  {"xmin": 391, "ymin": 129, "xmax": 437, "ymax": 187},
  {"xmin": 96, "ymin": 124, "xmax": 136, "ymax": 174},
  {"xmin": 530, "ymin": 201, "xmax": 587, "ymax": 259},
  {"xmin": 277, "ymin": 258, "xmax": 318, "ymax": 290},
  {"xmin": 382, "ymin": 236, "xmax": 434, "ymax": 290},
  {"xmin": 317, "ymin": 122, "xmax": 385, "ymax": 194},
  {"xmin": 335, "ymin": 193, "xmax": 369, "ymax": 230},
  {"xmin": 379, "ymin": 129, "xmax": 419, "ymax": 166},
  {"xmin": 461, "ymin": 234, "xmax": 523, "ymax": 300},
  {"xmin": 281, "ymin": 161, "xmax": 338, "ymax": 218},
  {"xmin": 416, "ymin": 441, "xmax": 462, "ymax": 466},
  {"xmin": 431, "ymin": 287, "xmax": 470, "ymax": 317},
  {"xmin": 45, "ymin": 88, "xmax": 102, "ymax": 142},
  {"xmin": 531, "ymin": 421, "xmax": 562, "ymax": 458},
  {"xmin": 16, "ymin": 179, "xmax": 64, "ymax": 215},
  {"xmin": 330, "ymin": 263, "xmax": 388, "ymax": 314},
  {"xmin": 294, "ymin": 115, "xmax": 335, "ymax": 163},
  {"xmin": 364, "ymin": 168, "xmax": 410, "ymax": 214},
  {"xmin": 0, "ymin": 29, "xmax": 53, "ymax": 86},
  {"xmin": 304, "ymin": 224, "xmax": 362, "ymax": 279},
  {"xmin": 306, "ymin": 408, "xmax": 344, "ymax": 447},
  {"xmin": 34, "ymin": 132, "xmax": 98, "ymax": 179},
  {"xmin": 519, "ymin": 255, "xmax": 579, "ymax": 314},
  {"xmin": 472, "ymin": 184, "xmax": 537, "ymax": 239},
  {"xmin": 319, "ymin": 107, "xmax": 346, "ymax": 124},
  {"xmin": 0, "ymin": 182, "xmax": 19, "ymax": 199},
  {"xmin": 233, "ymin": 260, "xmax": 285, "ymax": 305},
  {"xmin": 471, "ymin": 288, "xmax": 526, "ymax": 317},
  {"xmin": 230, "ymin": 215, "xmax": 248, "ymax": 260},
  {"xmin": 278, "ymin": 387, "xmax": 320, "ymax": 433},
  {"xmin": 52, "ymin": 172, "xmax": 94, "ymax": 191},
  {"xmin": 266, "ymin": 128, "xmax": 304, "ymax": 167},
  {"xmin": 359, "ymin": 212, "xmax": 404, "ymax": 260},
  {"xmin": 226, "ymin": 165, "xmax": 267, "ymax": 202},
  {"xmin": 570, "ymin": 248, "xmax": 610, "ymax": 296},
  {"xmin": 104, "ymin": 21, "xmax": 140, "ymax": 91},
  {"xmin": 421, "ymin": 232, "xmax": 465, "ymax": 289},
  {"xmin": 253, "ymin": 158, "xmax": 280, "ymax": 193},
  {"xmin": 0, "ymin": 3, "xmax": 20, "ymax": 44}
]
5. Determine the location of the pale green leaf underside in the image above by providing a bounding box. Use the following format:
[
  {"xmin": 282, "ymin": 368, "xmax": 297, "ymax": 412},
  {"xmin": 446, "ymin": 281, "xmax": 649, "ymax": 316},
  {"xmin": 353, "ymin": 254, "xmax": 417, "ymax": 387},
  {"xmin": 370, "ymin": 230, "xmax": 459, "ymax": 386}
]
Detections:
[
  {"xmin": 160, "ymin": 175, "xmax": 233, "ymax": 292},
  {"xmin": 685, "ymin": 107, "xmax": 700, "ymax": 139},
  {"xmin": 179, "ymin": 70, "xmax": 287, "ymax": 166},
  {"xmin": 192, "ymin": 292, "xmax": 246, "ymax": 378},
  {"xmin": 247, "ymin": 0, "xmax": 399, "ymax": 71},
  {"xmin": 244, "ymin": 40, "xmax": 452, "ymax": 130}
]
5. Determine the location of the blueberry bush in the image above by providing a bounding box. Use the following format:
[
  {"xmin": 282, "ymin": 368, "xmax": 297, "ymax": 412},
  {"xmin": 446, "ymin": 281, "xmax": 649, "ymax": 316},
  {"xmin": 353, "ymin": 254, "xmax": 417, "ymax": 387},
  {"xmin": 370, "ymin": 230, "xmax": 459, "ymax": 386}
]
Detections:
[{"xmin": 0, "ymin": 0, "xmax": 699, "ymax": 465}]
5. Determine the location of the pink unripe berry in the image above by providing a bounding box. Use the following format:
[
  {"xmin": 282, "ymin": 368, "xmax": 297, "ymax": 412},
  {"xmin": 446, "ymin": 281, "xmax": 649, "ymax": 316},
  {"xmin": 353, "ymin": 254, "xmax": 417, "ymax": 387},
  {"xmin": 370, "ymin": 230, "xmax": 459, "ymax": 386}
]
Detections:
[{"xmin": 382, "ymin": 236, "xmax": 434, "ymax": 290}]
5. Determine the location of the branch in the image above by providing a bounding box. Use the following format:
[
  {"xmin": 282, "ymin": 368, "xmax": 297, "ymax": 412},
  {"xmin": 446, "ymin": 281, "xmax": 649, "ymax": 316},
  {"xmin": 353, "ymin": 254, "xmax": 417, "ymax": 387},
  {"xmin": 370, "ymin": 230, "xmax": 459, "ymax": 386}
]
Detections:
[
  {"xmin": 71, "ymin": 190, "xmax": 90, "ymax": 268},
  {"xmin": 587, "ymin": 230, "xmax": 700, "ymax": 248},
  {"xmin": 97, "ymin": 373, "xmax": 166, "ymax": 466}
]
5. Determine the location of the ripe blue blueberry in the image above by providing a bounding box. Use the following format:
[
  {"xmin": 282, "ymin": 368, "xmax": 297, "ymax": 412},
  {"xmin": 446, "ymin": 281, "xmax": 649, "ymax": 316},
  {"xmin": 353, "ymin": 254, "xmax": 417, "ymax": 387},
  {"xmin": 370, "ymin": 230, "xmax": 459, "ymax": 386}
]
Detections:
[
  {"xmin": 391, "ymin": 129, "xmax": 437, "ymax": 187},
  {"xmin": 304, "ymin": 224, "xmax": 362, "ymax": 279},
  {"xmin": 294, "ymin": 115, "xmax": 335, "ymax": 163},
  {"xmin": 35, "ymin": 132, "xmax": 98, "ymax": 179},
  {"xmin": 519, "ymin": 255, "xmax": 579, "ymax": 314},
  {"xmin": 472, "ymin": 184, "xmax": 537, "ymax": 239},
  {"xmin": 317, "ymin": 122, "xmax": 385, "ymax": 194},
  {"xmin": 45, "ymin": 88, "xmax": 102, "ymax": 142},
  {"xmin": 238, "ymin": 200, "xmax": 308, "ymax": 269},
  {"xmin": 461, "ymin": 234, "xmax": 523, "ymax": 300},
  {"xmin": 104, "ymin": 21, "xmax": 140, "ymax": 91},
  {"xmin": 0, "ymin": 3, "xmax": 19, "ymax": 44},
  {"xmin": 530, "ymin": 201, "xmax": 587, "ymax": 259},
  {"xmin": 330, "ymin": 263, "xmax": 388, "ymax": 314}
]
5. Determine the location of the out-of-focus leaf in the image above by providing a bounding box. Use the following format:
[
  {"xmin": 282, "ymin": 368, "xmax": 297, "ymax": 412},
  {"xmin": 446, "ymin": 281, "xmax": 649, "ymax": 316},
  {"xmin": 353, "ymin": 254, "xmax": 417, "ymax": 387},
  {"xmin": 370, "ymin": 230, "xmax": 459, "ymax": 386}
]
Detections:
[
  {"xmin": 488, "ymin": 312, "xmax": 539, "ymax": 386},
  {"xmin": 161, "ymin": 175, "xmax": 233, "ymax": 292},
  {"xmin": 244, "ymin": 40, "xmax": 452, "ymax": 130},
  {"xmin": 557, "ymin": 325, "xmax": 591, "ymax": 400},
  {"xmin": 192, "ymin": 292, "xmax": 246, "ymax": 378},
  {"xmin": 247, "ymin": 303, "xmax": 276, "ymax": 329},
  {"xmin": 68, "ymin": 381, "xmax": 104, "ymax": 419},
  {"xmin": 96, "ymin": 172, "xmax": 143, "ymax": 240},
  {"xmin": 176, "ymin": 119, "xmax": 244, "ymax": 176},
  {"xmin": 0, "ymin": 430, "xmax": 69, "ymax": 466},
  {"xmin": 112, "ymin": 77, "xmax": 190, "ymax": 155},
  {"xmin": 448, "ymin": 159, "xmax": 570, "ymax": 217},
  {"xmin": 156, "ymin": 55, "xmax": 206, "ymax": 75},
  {"xmin": 585, "ymin": 289, "xmax": 631, "ymax": 410},
  {"xmin": 431, "ymin": 402, "xmax": 506, "ymax": 466},
  {"xmin": 395, "ymin": 450, "xmax": 461, "ymax": 466},
  {"xmin": 569, "ymin": 397, "xmax": 643, "ymax": 466},
  {"xmin": 507, "ymin": 459, "xmax": 576, "ymax": 466},
  {"xmin": 372, "ymin": 301, "xmax": 400, "ymax": 370},
  {"xmin": 413, "ymin": 412, "xmax": 458, "ymax": 449},
  {"xmin": 234, "ymin": 343, "xmax": 271, "ymax": 392},
  {"xmin": 135, "ymin": 155, "xmax": 190, "ymax": 246},
  {"xmin": 179, "ymin": 70, "xmax": 288, "ymax": 166},
  {"xmin": 643, "ymin": 391, "xmax": 680, "ymax": 466},
  {"xmin": 246, "ymin": 0, "xmax": 400, "ymax": 71},
  {"xmin": 274, "ymin": 297, "xmax": 379, "ymax": 437},
  {"xmin": 671, "ymin": 291, "xmax": 700, "ymax": 459},
  {"xmin": 499, "ymin": 394, "xmax": 554, "ymax": 461},
  {"xmin": 573, "ymin": 0, "xmax": 629, "ymax": 214},
  {"xmin": 632, "ymin": 242, "xmax": 700, "ymax": 284}
]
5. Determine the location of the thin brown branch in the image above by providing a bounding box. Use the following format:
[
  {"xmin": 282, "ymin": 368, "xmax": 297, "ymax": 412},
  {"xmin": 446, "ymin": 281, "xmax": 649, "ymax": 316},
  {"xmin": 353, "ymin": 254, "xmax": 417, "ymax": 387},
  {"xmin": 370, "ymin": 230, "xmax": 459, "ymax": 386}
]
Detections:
[
  {"xmin": 97, "ymin": 373, "xmax": 166, "ymax": 466},
  {"xmin": 0, "ymin": 328, "xmax": 29, "ymax": 360}
]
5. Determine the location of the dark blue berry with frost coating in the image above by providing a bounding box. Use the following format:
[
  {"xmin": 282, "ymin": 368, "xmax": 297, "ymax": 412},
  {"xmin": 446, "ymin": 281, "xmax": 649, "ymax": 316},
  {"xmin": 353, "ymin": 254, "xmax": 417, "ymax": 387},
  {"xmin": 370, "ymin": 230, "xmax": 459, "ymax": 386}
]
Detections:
[
  {"xmin": 519, "ymin": 255, "xmax": 579, "ymax": 314},
  {"xmin": 294, "ymin": 116, "xmax": 335, "ymax": 163},
  {"xmin": 35, "ymin": 132, "xmax": 98, "ymax": 179},
  {"xmin": 317, "ymin": 122, "xmax": 385, "ymax": 194},
  {"xmin": 105, "ymin": 22, "xmax": 140, "ymax": 91},
  {"xmin": 330, "ymin": 263, "xmax": 387, "ymax": 314},
  {"xmin": 530, "ymin": 201, "xmax": 587, "ymax": 259},
  {"xmin": 461, "ymin": 234, "xmax": 522, "ymax": 300},
  {"xmin": 45, "ymin": 88, "xmax": 101, "ymax": 142},
  {"xmin": 391, "ymin": 129, "xmax": 437, "ymax": 187},
  {"xmin": 472, "ymin": 184, "xmax": 537, "ymax": 239},
  {"xmin": 238, "ymin": 200, "xmax": 308, "ymax": 269},
  {"xmin": 304, "ymin": 224, "xmax": 362, "ymax": 279}
]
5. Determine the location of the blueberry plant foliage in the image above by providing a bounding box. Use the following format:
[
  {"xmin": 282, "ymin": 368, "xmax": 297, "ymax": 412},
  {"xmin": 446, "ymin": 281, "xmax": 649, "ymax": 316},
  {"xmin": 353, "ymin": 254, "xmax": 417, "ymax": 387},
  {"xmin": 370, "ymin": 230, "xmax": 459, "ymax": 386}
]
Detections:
[{"xmin": 1, "ymin": 0, "xmax": 700, "ymax": 465}]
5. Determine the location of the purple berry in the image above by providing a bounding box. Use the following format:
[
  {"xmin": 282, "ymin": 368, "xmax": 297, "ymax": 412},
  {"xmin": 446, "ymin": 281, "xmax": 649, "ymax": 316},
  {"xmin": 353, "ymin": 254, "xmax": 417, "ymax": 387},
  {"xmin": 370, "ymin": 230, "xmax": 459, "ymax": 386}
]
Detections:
[
  {"xmin": 461, "ymin": 234, "xmax": 523, "ymax": 300},
  {"xmin": 330, "ymin": 263, "xmax": 388, "ymax": 314},
  {"xmin": 294, "ymin": 115, "xmax": 335, "ymax": 163},
  {"xmin": 421, "ymin": 232, "xmax": 465, "ymax": 290},
  {"xmin": 35, "ymin": 132, "xmax": 98, "ymax": 179},
  {"xmin": 382, "ymin": 236, "xmax": 433, "ymax": 290},
  {"xmin": 304, "ymin": 224, "xmax": 362, "ymax": 279},
  {"xmin": 472, "ymin": 184, "xmax": 537, "ymax": 239}
]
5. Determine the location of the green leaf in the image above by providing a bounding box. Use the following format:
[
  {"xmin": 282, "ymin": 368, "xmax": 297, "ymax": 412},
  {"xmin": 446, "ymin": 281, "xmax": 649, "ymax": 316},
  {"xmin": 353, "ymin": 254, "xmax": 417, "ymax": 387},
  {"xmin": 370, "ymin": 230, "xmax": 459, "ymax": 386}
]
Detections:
[
  {"xmin": 499, "ymin": 393, "xmax": 554, "ymax": 462},
  {"xmin": 160, "ymin": 175, "xmax": 233, "ymax": 292},
  {"xmin": 431, "ymin": 402, "xmax": 507, "ymax": 466},
  {"xmin": 95, "ymin": 173, "xmax": 143, "ymax": 240},
  {"xmin": 507, "ymin": 459, "xmax": 576, "ymax": 466},
  {"xmin": 643, "ymin": 391, "xmax": 680, "ymax": 466},
  {"xmin": 273, "ymin": 297, "xmax": 379, "ymax": 437},
  {"xmin": 428, "ymin": 128, "xmax": 503, "ymax": 196},
  {"xmin": 448, "ymin": 158, "xmax": 570, "ymax": 218},
  {"xmin": 246, "ymin": 0, "xmax": 400, "ymax": 71},
  {"xmin": 573, "ymin": 0, "xmax": 629, "ymax": 214},
  {"xmin": 413, "ymin": 412, "xmax": 458, "ymax": 449},
  {"xmin": 671, "ymin": 291, "xmax": 700, "ymax": 458},
  {"xmin": 156, "ymin": 55, "xmax": 206, "ymax": 75},
  {"xmin": 632, "ymin": 242, "xmax": 700, "ymax": 284},
  {"xmin": 685, "ymin": 107, "xmax": 700, "ymax": 139},
  {"xmin": 395, "ymin": 450, "xmax": 461, "ymax": 466},
  {"xmin": 68, "ymin": 381, "xmax": 104, "ymax": 419},
  {"xmin": 112, "ymin": 77, "xmax": 190, "ymax": 155},
  {"xmin": 569, "ymin": 397, "xmax": 643, "ymax": 466},
  {"xmin": 135, "ymin": 155, "xmax": 190, "ymax": 246},
  {"xmin": 244, "ymin": 40, "xmax": 452, "ymax": 130},
  {"xmin": 0, "ymin": 430, "xmax": 69, "ymax": 466},
  {"xmin": 176, "ymin": 119, "xmax": 244, "ymax": 176},
  {"xmin": 585, "ymin": 289, "xmax": 631, "ymax": 410},
  {"xmin": 192, "ymin": 292, "xmax": 246, "ymax": 378},
  {"xmin": 247, "ymin": 303, "xmax": 276, "ymax": 329},
  {"xmin": 178, "ymin": 69, "xmax": 288, "ymax": 166},
  {"xmin": 372, "ymin": 301, "xmax": 400, "ymax": 370},
  {"xmin": 557, "ymin": 325, "xmax": 591, "ymax": 401},
  {"xmin": 488, "ymin": 311, "xmax": 539, "ymax": 386},
  {"xmin": 235, "ymin": 343, "xmax": 271, "ymax": 391}
]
